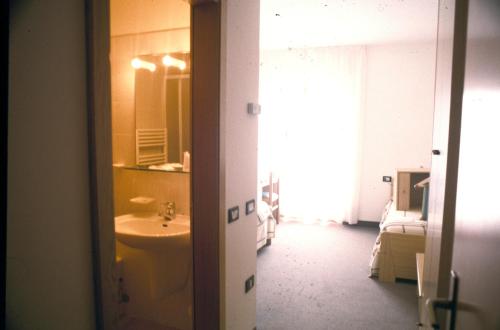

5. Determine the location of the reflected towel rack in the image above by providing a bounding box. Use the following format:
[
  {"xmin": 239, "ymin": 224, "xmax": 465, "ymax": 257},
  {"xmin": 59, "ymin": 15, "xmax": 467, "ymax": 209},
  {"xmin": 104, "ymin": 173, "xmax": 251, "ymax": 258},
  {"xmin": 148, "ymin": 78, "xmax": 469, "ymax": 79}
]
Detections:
[{"xmin": 136, "ymin": 128, "xmax": 167, "ymax": 165}]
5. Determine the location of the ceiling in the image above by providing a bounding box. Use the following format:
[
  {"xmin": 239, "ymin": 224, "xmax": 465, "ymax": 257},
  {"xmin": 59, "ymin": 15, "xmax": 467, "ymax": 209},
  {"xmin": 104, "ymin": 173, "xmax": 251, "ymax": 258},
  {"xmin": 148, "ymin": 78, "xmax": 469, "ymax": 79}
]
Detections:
[{"xmin": 260, "ymin": 0, "xmax": 439, "ymax": 50}]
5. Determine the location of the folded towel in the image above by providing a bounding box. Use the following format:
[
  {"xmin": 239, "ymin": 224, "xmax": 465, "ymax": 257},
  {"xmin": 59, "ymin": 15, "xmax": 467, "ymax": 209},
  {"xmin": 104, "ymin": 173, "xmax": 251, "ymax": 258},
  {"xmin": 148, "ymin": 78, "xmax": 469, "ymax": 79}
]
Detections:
[
  {"xmin": 129, "ymin": 196, "xmax": 155, "ymax": 204},
  {"xmin": 149, "ymin": 164, "xmax": 174, "ymax": 171}
]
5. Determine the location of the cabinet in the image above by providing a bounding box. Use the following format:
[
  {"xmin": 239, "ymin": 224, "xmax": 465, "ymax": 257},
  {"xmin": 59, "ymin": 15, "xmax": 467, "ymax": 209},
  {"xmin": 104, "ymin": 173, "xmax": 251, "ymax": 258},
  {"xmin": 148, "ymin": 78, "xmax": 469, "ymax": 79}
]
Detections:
[{"xmin": 395, "ymin": 168, "xmax": 430, "ymax": 211}]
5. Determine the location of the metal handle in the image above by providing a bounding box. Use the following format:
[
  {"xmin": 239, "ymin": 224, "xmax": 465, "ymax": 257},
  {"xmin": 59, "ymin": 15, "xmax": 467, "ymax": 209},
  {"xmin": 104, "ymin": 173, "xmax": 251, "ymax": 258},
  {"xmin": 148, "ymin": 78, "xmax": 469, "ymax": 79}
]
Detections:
[
  {"xmin": 432, "ymin": 149, "xmax": 441, "ymax": 155},
  {"xmin": 426, "ymin": 298, "xmax": 449, "ymax": 329},
  {"xmin": 159, "ymin": 201, "xmax": 176, "ymax": 219},
  {"xmin": 425, "ymin": 270, "xmax": 459, "ymax": 330}
]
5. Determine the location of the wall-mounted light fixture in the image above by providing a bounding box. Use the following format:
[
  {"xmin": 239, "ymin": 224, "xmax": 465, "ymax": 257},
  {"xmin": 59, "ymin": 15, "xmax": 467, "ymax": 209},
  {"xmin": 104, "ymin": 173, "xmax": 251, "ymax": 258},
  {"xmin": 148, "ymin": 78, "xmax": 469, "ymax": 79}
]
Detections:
[
  {"xmin": 162, "ymin": 55, "xmax": 187, "ymax": 70},
  {"xmin": 131, "ymin": 58, "xmax": 156, "ymax": 72}
]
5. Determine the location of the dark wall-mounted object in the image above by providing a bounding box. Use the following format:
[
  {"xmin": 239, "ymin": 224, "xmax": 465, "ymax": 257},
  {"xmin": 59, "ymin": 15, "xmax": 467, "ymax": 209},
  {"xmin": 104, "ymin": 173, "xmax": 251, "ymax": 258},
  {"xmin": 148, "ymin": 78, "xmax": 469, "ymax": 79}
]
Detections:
[
  {"xmin": 245, "ymin": 199, "xmax": 255, "ymax": 215},
  {"xmin": 228, "ymin": 206, "xmax": 240, "ymax": 223}
]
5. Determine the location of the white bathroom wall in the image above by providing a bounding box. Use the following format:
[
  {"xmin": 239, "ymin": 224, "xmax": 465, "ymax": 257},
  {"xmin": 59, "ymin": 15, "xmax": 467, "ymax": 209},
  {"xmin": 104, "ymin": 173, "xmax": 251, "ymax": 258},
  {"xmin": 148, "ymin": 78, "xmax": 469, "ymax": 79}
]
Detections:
[
  {"xmin": 113, "ymin": 168, "xmax": 190, "ymax": 216},
  {"xmin": 110, "ymin": 2, "xmax": 190, "ymax": 166},
  {"xmin": 358, "ymin": 42, "xmax": 436, "ymax": 222},
  {"xmin": 7, "ymin": 0, "xmax": 95, "ymax": 328},
  {"xmin": 110, "ymin": 0, "xmax": 189, "ymax": 36},
  {"xmin": 220, "ymin": 1, "xmax": 260, "ymax": 329}
]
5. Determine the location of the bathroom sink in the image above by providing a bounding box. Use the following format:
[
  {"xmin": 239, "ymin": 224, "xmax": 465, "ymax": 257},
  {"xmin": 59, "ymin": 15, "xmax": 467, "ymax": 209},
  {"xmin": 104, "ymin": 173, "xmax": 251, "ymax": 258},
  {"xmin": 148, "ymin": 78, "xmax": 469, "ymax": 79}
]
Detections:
[{"xmin": 115, "ymin": 213, "xmax": 190, "ymax": 250}]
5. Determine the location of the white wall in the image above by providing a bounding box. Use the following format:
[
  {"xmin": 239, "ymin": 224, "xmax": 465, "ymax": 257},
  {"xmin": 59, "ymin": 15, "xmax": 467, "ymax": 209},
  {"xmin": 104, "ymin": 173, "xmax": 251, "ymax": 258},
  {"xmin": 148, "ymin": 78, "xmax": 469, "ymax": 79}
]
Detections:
[
  {"xmin": 7, "ymin": 1, "xmax": 95, "ymax": 328},
  {"xmin": 221, "ymin": 1, "xmax": 260, "ymax": 329},
  {"xmin": 110, "ymin": 0, "xmax": 190, "ymax": 167},
  {"xmin": 358, "ymin": 42, "xmax": 436, "ymax": 222},
  {"xmin": 110, "ymin": 0, "xmax": 189, "ymax": 36}
]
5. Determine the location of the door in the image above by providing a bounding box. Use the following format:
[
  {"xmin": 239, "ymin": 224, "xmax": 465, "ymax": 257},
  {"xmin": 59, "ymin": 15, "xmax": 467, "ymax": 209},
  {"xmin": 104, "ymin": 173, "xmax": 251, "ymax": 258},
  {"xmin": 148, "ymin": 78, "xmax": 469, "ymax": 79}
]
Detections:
[
  {"xmin": 449, "ymin": 0, "xmax": 500, "ymax": 328},
  {"xmin": 421, "ymin": 1, "xmax": 468, "ymax": 327}
]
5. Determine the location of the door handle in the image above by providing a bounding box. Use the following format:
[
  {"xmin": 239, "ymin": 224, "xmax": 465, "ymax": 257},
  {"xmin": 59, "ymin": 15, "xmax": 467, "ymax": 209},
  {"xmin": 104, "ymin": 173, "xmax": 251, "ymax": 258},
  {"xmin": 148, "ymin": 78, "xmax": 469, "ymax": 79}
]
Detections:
[
  {"xmin": 432, "ymin": 149, "xmax": 441, "ymax": 155},
  {"xmin": 425, "ymin": 270, "xmax": 459, "ymax": 329}
]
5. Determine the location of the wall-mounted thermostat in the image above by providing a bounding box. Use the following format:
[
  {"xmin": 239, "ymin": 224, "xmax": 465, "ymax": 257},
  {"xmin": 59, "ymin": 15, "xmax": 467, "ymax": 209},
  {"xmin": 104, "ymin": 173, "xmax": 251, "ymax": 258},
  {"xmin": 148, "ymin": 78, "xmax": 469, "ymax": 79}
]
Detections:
[{"xmin": 247, "ymin": 103, "xmax": 261, "ymax": 115}]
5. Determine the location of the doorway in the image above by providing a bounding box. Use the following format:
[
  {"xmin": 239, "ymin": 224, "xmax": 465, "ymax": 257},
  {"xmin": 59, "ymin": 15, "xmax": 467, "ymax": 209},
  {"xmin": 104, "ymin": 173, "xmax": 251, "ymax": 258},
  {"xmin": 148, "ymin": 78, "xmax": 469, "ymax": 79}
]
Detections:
[
  {"xmin": 86, "ymin": 0, "xmax": 220, "ymax": 328},
  {"xmin": 256, "ymin": 1, "xmax": 439, "ymax": 328}
]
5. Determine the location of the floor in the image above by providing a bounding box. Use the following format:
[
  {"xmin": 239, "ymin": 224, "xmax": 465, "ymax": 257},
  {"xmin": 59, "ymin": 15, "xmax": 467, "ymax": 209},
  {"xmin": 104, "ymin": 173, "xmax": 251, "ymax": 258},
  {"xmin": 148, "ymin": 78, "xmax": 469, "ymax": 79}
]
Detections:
[{"xmin": 256, "ymin": 220, "xmax": 419, "ymax": 330}]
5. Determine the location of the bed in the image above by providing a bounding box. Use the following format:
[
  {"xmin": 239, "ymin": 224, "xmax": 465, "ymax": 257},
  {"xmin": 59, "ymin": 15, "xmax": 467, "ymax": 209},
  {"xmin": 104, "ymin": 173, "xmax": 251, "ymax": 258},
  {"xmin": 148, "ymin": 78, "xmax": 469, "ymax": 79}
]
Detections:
[
  {"xmin": 257, "ymin": 200, "xmax": 276, "ymax": 250},
  {"xmin": 369, "ymin": 199, "xmax": 427, "ymax": 282},
  {"xmin": 256, "ymin": 172, "xmax": 279, "ymax": 251},
  {"xmin": 261, "ymin": 172, "xmax": 280, "ymax": 223}
]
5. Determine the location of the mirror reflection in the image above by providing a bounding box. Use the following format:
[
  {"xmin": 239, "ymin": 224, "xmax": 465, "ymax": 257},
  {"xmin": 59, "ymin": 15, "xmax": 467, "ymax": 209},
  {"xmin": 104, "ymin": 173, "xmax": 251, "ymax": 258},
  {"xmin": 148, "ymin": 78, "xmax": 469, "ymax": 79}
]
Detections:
[{"xmin": 134, "ymin": 52, "xmax": 191, "ymax": 172}]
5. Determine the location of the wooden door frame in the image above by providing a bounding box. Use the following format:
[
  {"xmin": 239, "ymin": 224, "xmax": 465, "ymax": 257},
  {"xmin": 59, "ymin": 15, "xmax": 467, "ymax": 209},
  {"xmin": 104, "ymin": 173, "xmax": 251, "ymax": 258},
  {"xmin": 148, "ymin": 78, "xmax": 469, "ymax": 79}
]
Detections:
[
  {"xmin": 2, "ymin": 2, "xmax": 9, "ymax": 328},
  {"xmin": 84, "ymin": 0, "xmax": 221, "ymax": 328},
  {"xmin": 191, "ymin": 1, "xmax": 221, "ymax": 329}
]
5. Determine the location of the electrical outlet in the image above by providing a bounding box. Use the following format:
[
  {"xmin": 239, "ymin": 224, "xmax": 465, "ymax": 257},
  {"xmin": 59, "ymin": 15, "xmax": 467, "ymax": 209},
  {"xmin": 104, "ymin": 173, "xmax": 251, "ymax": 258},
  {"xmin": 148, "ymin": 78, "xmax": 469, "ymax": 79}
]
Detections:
[
  {"xmin": 228, "ymin": 206, "xmax": 239, "ymax": 223},
  {"xmin": 383, "ymin": 176, "xmax": 392, "ymax": 183},
  {"xmin": 245, "ymin": 199, "xmax": 255, "ymax": 215},
  {"xmin": 245, "ymin": 275, "xmax": 255, "ymax": 293}
]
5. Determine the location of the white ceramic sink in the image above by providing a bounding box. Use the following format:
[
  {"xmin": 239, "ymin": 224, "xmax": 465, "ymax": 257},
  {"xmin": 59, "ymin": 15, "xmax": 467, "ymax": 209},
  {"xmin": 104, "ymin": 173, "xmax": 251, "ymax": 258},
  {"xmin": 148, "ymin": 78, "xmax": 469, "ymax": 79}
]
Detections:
[{"xmin": 115, "ymin": 213, "xmax": 190, "ymax": 250}]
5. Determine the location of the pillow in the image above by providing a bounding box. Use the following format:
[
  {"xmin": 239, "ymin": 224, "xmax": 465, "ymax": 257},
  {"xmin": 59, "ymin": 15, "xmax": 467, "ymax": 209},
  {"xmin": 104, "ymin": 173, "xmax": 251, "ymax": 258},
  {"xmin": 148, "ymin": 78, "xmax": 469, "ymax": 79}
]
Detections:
[
  {"xmin": 380, "ymin": 199, "xmax": 393, "ymax": 224},
  {"xmin": 257, "ymin": 200, "xmax": 273, "ymax": 224}
]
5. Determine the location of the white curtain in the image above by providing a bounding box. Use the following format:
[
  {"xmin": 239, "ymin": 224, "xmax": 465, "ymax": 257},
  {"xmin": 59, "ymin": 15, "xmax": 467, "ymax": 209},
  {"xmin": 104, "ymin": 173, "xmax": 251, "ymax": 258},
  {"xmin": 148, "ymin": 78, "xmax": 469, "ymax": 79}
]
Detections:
[{"xmin": 258, "ymin": 46, "xmax": 366, "ymax": 224}]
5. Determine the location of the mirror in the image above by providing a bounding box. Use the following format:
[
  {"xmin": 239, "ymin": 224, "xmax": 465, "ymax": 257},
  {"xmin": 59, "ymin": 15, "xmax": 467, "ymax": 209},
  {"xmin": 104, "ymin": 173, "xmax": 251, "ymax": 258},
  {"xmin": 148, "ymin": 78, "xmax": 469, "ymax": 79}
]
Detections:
[{"xmin": 133, "ymin": 52, "xmax": 191, "ymax": 171}]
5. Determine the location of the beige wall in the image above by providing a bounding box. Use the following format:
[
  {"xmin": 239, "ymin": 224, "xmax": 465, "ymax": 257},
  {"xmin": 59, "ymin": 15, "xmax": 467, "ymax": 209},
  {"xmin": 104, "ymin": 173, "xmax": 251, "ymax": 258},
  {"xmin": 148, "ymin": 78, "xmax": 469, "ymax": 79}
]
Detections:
[
  {"xmin": 7, "ymin": 0, "xmax": 95, "ymax": 328},
  {"xmin": 113, "ymin": 168, "xmax": 190, "ymax": 216},
  {"xmin": 221, "ymin": 1, "xmax": 260, "ymax": 329},
  {"xmin": 358, "ymin": 42, "xmax": 436, "ymax": 222},
  {"xmin": 111, "ymin": 35, "xmax": 137, "ymax": 166},
  {"xmin": 110, "ymin": 0, "xmax": 189, "ymax": 36}
]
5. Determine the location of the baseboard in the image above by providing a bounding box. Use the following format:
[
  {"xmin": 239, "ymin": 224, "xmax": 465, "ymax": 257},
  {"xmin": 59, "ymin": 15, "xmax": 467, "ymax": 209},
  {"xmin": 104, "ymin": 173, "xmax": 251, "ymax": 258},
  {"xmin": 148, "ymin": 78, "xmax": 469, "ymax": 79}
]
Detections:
[{"xmin": 356, "ymin": 220, "xmax": 380, "ymax": 227}]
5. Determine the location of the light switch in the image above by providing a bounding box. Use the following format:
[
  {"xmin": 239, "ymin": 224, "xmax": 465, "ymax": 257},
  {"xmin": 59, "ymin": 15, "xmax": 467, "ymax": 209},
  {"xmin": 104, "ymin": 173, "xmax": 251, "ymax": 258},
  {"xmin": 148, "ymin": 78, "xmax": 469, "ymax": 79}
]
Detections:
[
  {"xmin": 245, "ymin": 199, "xmax": 255, "ymax": 215},
  {"xmin": 228, "ymin": 206, "xmax": 240, "ymax": 223},
  {"xmin": 245, "ymin": 275, "xmax": 255, "ymax": 293}
]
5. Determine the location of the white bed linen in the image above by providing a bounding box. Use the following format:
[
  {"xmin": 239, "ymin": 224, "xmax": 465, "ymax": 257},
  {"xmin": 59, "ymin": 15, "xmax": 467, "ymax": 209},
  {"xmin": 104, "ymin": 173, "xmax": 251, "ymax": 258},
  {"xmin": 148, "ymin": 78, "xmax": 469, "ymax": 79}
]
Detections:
[
  {"xmin": 381, "ymin": 200, "xmax": 422, "ymax": 225},
  {"xmin": 257, "ymin": 201, "xmax": 276, "ymax": 250},
  {"xmin": 369, "ymin": 200, "xmax": 427, "ymax": 278}
]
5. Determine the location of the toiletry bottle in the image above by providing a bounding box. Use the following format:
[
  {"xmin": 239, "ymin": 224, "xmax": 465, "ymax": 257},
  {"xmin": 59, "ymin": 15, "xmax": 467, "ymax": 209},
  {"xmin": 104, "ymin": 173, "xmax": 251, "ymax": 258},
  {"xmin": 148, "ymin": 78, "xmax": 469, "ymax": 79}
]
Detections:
[{"xmin": 183, "ymin": 151, "xmax": 190, "ymax": 172}]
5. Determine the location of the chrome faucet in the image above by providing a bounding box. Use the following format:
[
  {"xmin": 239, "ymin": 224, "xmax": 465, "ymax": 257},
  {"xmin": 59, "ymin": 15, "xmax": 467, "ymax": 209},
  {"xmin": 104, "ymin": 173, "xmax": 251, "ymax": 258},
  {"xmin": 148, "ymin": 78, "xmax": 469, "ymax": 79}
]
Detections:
[{"xmin": 159, "ymin": 201, "xmax": 176, "ymax": 221}]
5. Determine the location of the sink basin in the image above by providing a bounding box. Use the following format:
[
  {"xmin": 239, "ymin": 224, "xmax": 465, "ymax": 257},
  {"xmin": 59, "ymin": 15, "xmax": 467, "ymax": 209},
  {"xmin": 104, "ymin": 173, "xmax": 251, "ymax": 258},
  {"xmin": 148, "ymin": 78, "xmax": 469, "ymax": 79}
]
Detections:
[{"xmin": 115, "ymin": 213, "xmax": 190, "ymax": 250}]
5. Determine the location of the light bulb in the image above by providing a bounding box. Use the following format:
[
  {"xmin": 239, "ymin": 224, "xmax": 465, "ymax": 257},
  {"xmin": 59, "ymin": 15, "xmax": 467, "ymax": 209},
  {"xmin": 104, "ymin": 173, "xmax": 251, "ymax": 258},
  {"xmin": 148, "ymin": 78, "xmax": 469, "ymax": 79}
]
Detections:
[
  {"xmin": 131, "ymin": 58, "xmax": 156, "ymax": 72},
  {"xmin": 162, "ymin": 55, "xmax": 173, "ymax": 66},
  {"xmin": 162, "ymin": 55, "xmax": 186, "ymax": 70},
  {"xmin": 146, "ymin": 63, "xmax": 157, "ymax": 72},
  {"xmin": 131, "ymin": 58, "xmax": 142, "ymax": 69}
]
